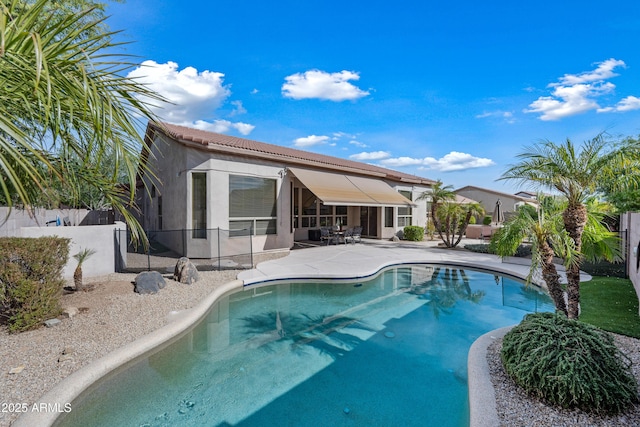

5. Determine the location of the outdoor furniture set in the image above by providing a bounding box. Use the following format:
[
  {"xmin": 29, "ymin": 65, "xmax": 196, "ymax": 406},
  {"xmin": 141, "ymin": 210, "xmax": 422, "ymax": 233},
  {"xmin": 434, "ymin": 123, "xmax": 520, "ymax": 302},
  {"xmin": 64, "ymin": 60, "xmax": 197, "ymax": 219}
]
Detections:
[{"xmin": 320, "ymin": 226, "xmax": 362, "ymax": 245}]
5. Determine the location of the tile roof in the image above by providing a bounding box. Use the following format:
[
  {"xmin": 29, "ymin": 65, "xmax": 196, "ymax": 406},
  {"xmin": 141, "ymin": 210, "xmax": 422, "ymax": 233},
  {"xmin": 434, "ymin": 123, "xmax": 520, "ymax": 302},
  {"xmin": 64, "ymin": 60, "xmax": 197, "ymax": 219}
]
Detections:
[{"xmin": 147, "ymin": 122, "xmax": 435, "ymax": 186}]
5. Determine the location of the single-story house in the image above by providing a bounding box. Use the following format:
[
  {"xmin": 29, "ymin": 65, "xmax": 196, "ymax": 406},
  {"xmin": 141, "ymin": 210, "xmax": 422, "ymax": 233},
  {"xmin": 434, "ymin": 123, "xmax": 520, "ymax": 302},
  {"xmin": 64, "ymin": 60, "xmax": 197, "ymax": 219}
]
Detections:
[
  {"xmin": 455, "ymin": 185, "xmax": 539, "ymax": 221},
  {"xmin": 138, "ymin": 122, "xmax": 435, "ymax": 257}
]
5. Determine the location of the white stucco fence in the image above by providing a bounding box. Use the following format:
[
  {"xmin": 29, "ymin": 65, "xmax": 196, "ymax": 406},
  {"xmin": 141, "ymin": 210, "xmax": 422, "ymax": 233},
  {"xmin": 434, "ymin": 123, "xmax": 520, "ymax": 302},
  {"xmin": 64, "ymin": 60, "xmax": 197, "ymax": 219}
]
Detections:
[{"xmin": 18, "ymin": 221, "xmax": 127, "ymax": 280}]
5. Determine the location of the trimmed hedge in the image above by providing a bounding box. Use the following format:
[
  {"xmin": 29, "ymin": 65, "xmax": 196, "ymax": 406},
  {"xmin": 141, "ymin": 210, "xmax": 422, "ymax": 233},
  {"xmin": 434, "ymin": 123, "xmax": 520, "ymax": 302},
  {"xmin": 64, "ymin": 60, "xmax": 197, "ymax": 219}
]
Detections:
[
  {"xmin": 464, "ymin": 243, "xmax": 532, "ymax": 257},
  {"xmin": 0, "ymin": 237, "xmax": 70, "ymax": 332},
  {"xmin": 403, "ymin": 226, "xmax": 424, "ymax": 241},
  {"xmin": 501, "ymin": 312, "xmax": 638, "ymax": 415}
]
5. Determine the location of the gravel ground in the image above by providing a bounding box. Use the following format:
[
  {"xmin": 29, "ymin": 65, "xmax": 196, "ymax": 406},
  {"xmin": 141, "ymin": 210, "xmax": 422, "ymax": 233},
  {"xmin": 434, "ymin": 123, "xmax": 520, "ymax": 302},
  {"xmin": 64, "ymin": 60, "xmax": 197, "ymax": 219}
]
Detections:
[
  {"xmin": 487, "ymin": 335, "xmax": 640, "ymax": 426},
  {"xmin": 0, "ymin": 270, "xmax": 240, "ymax": 427}
]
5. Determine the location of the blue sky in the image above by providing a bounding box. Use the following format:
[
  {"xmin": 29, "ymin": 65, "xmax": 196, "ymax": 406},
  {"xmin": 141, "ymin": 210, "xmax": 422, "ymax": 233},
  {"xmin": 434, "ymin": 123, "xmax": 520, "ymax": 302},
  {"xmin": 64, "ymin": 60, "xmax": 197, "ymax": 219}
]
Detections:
[{"xmin": 107, "ymin": 0, "xmax": 640, "ymax": 193}]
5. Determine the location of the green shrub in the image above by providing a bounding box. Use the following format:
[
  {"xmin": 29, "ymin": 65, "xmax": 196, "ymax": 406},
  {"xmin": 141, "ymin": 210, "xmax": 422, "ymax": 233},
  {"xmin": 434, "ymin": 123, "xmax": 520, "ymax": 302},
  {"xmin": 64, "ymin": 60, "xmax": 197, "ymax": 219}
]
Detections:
[
  {"xmin": 482, "ymin": 215, "xmax": 492, "ymax": 225},
  {"xmin": 403, "ymin": 226, "xmax": 424, "ymax": 241},
  {"xmin": 464, "ymin": 243, "xmax": 492, "ymax": 253},
  {"xmin": 501, "ymin": 312, "xmax": 638, "ymax": 415},
  {"xmin": 0, "ymin": 237, "xmax": 70, "ymax": 332},
  {"xmin": 468, "ymin": 215, "xmax": 476, "ymax": 225}
]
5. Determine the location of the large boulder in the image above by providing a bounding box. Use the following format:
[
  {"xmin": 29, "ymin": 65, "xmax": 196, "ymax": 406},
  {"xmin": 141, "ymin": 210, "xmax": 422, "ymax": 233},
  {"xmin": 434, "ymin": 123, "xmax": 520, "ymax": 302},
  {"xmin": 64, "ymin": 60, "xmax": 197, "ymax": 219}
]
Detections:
[
  {"xmin": 134, "ymin": 271, "xmax": 166, "ymax": 294},
  {"xmin": 173, "ymin": 257, "xmax": 200, "ymax": 285}
]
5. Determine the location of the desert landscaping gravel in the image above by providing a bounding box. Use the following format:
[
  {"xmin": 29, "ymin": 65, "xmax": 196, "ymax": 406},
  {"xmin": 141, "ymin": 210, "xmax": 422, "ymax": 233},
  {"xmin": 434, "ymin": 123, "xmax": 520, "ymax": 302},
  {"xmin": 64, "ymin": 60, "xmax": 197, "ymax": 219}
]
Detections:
[{"xmin": 0, "ymin": 270, "xmax": 239, "ymax": 427}]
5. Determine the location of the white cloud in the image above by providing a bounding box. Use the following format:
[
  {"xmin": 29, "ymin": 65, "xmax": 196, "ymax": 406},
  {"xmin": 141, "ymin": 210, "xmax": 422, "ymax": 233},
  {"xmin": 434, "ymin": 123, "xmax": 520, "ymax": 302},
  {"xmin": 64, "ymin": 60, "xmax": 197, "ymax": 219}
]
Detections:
[
  {"xmin": 350, "ymin": 151, "xmax": 390, "ymax": 160},
  {"xmin": 191, "ymin": 120, "xmax": 255, "ymax": 135},
  {"xmin": 379, "ymin": 156, "xmax": 423, "ymax": 167},
  {"xmin": 476, "ymin": 110, "xmax": 515, "ymax": 123},
  {"xmin": 293, "ymin": 135, "xmax": 330, "ymax": 147},
  {"xmin": 558, "ymin": 58, "xmax": 625, "ymax": 85},
  {"xmin": 349, "ymin": 140, "xmax": 367, "ymax": 148},
  {"xmin": 127, "ymin": 60, "xmax": 254, "ymax": 134},
  {"xmin": 598, "ymin": 96, "xmax": 640, "ymax": 113},
  {"xmin": 282, "ymin": 70, "xmax": 370, "ymax": 101},
  {"xmin": 380, "ymin": 152, "xmax": 495, "ymax": 172},
  {"xmin": 229, "ymin": 100, "xmax": 247, "ymax": 116},
  {"xmin": 333, "ymin": 131, "xmax": 358, "ymax": 140},
  {"xmin": 524, "ymin": 58, "xmax": 638, "ymax": 121}
]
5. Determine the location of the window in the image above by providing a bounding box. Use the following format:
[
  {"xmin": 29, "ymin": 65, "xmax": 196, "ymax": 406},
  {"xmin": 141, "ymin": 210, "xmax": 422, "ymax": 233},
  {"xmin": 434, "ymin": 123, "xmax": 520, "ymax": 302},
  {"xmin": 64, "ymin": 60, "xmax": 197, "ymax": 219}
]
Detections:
[
  {"xmin": 318, "ymin": 201, "xmax": 332, "ymax": 227},
  {"xmin": 192, "ymin": 173, "xmax": 207, "ymax": 238},
  {"xmin": 298, "ymin": 188, "xmax": 317, "ymax": 228},
  {"xmin": 397, "ymin": 190, "xmax": 412, "ymax": 227},
  {"xmin": 229, "ymin": 175, "xmax": 277, "ymax": 235},
  {"xmin": 335, "ymin": 206, "xmax": 348, "ymax": 228},
  {"xmin": 384, "ymin": 207, "xmax": 393, "ymax": 227}
]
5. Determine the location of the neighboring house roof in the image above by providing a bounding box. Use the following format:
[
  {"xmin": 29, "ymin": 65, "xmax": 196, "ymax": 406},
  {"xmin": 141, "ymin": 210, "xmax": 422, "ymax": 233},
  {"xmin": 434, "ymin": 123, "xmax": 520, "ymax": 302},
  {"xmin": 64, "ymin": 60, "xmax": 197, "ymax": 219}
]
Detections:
[
  {"xmin": 454, "ymin": 194, "xmax": 478, "ymax": 204},
  {"xmin": 514, "ymin": 191, "xmax": 538, "ymax": 199},
  {"xmin": 455, "ymin": 185, "xmax": 538, "ymax": 204},
  {"xmin": 144, "ymin": 122, "xmax": 436, "ymax": 186}
]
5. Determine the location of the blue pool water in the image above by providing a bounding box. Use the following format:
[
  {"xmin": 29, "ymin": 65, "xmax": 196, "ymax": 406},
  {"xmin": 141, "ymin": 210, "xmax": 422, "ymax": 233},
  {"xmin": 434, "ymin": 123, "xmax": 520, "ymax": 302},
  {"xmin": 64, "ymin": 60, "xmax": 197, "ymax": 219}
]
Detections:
[{"xmin": 58, "ymin": 265, "xmax": 554, "ymax": 427}]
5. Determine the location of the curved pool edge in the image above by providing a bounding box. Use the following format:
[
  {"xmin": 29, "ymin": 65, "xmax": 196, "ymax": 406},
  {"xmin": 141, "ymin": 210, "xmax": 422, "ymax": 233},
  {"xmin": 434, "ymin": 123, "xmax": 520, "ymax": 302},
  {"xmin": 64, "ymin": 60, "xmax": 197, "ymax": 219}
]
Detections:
[
  {"xmin": 13, "ymin": 279, "xmax": 244, "ymax": 427},
  {"xmin": 241, "ymin": 258, "xmax": 548, "ymax": 289},
  {"xmin": 468, "ymin": 325, "xmax": 514, "ymax": 427}
]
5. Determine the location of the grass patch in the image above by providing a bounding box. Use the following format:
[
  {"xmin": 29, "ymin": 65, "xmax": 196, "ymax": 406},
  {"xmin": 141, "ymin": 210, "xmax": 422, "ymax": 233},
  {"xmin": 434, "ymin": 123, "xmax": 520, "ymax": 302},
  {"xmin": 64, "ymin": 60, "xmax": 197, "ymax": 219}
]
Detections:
[{"xmin": 580, "ymin": 276, "xmax": 640, "ymax": 338}]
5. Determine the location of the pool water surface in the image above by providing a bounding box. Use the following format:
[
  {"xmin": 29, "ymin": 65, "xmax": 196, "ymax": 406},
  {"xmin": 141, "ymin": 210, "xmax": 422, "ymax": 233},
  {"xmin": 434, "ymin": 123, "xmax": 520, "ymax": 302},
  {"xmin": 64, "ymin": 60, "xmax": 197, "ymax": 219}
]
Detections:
[{"xmin": 58, "ymin": 264, "xmax": 554, "ymax": 427}]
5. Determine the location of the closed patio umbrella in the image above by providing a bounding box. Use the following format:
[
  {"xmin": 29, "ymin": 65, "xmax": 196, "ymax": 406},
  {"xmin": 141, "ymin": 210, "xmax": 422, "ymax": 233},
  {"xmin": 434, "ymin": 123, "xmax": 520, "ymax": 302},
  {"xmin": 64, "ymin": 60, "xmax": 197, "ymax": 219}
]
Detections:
[{"xmin": 492, "ymin": 199, "xmax": 504, "ymax": 225}]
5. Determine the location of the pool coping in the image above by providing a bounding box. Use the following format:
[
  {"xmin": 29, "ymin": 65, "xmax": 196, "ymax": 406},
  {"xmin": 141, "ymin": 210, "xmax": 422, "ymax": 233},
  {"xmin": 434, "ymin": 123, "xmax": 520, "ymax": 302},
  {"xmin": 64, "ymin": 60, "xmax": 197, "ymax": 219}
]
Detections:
[
  {"xmin": 16, "ymin": 244, "xmax": 574, "ymax": 427},
  {"xmin": 467, "ymin": 326, "xmax": 513, "ymax": 427}
]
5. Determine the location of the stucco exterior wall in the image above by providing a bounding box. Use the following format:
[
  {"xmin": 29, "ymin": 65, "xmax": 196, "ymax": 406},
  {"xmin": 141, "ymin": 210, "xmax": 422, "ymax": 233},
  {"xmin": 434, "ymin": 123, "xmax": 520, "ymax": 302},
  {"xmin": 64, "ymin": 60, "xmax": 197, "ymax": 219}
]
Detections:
[
  {"xmin": 0, "ymin": 207, "xmax": 94, "ymax": 237},
  {"xmin": 19, "ymin": 221, "xmax": 127, "ymax": 279},
  {"xmin": 621, "ymin": 212, "xmax": 640, "ymax": 314},
  {"xmin": 455, "ymin": 188, "xmax": 523, "ymax": 216},
  {"xmin": 143, "ymin": 137, "xmax": 292, "ymax": 256},
  {"xmin": 380, "ymin": 184, "xmax": 430, "ymax": 239}
]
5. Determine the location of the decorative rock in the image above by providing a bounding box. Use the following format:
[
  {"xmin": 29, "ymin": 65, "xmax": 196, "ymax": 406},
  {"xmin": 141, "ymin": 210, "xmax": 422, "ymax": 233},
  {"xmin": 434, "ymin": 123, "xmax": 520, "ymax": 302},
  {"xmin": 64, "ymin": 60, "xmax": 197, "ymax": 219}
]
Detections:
[
  {"xmin": 173, "ymin": 257, "xmax": 200, "ymax": 285},
  {"xmin": 9, "ymin": 365, "xmax": 25, "ymax": 374},
  {"xmin": 134, "ymin": 271, "xmax": 166, "ymax": 294},
  {"xmin": 44, "ymin": 318, "xmax": 62, "ymax": 328},
  {"xmin": 61, "ymin": 307, "xmax": 79, "ymax": 319}
]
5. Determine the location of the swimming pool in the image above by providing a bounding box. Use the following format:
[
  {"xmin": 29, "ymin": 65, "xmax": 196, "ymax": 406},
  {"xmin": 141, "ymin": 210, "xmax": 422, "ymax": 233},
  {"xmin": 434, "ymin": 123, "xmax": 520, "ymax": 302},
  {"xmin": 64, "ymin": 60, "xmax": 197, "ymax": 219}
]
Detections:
[{"xmin": 57, "ymin": 264, "xmax": 553, "ymax": 427}]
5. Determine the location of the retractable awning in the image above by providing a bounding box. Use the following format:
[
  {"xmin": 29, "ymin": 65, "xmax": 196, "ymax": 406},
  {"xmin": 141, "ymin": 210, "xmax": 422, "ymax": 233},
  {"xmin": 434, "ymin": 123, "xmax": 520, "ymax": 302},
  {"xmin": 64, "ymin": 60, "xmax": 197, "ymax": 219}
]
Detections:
[{"xmin": 288, "ymin": 167, "xmax": 416, "ymax": 207}]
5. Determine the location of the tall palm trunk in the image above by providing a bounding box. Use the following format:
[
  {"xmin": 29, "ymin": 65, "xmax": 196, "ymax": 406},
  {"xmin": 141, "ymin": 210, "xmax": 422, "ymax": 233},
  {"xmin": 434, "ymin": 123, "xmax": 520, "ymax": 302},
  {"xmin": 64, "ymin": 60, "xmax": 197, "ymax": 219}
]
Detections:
[
  {"xmin": 563, "ymin": 204, "xmax": 588, "ymax": 319},
  {"xmin": 539, "ymin": 238, "xmax": 568, "ymax": 316}
]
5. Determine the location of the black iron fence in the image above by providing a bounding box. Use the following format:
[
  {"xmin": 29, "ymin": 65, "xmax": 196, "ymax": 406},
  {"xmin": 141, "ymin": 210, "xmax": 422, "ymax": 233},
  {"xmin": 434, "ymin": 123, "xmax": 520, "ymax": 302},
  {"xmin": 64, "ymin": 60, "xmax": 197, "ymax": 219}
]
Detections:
[{"xmin": 115, "ymin": 227, "xmax": 253, "ymax": 273}]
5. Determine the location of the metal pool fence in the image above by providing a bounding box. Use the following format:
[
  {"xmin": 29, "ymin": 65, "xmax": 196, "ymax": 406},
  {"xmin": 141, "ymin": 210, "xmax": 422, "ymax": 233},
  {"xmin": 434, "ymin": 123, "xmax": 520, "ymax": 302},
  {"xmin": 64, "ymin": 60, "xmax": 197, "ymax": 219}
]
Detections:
[{"xmin": 115, "ymin": 227, "xmax": 253, "ymax": 273}]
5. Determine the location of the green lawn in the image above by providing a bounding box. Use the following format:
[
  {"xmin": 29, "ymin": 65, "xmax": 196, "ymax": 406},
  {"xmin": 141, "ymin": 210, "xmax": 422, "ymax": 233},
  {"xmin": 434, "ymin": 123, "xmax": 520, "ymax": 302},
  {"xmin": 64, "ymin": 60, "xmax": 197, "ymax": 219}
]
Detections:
[{"xmin": 580, "ymin": 276, "xmax": 640, "ymax": 338}]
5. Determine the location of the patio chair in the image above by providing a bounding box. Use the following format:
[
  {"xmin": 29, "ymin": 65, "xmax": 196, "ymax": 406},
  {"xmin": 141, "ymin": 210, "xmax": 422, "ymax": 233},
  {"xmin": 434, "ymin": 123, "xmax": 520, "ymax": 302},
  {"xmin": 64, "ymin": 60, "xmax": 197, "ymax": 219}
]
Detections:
[
  {"xmin": 352, "ymin": 226, "xmax": 362, "ymax": 243},
  {"xmin": 343, "ymin": 227, "xmax": 354, "ymax": 244},
  {"xmin": 320, "ymin": 227, "xmax": 336, "ymax": 245}
]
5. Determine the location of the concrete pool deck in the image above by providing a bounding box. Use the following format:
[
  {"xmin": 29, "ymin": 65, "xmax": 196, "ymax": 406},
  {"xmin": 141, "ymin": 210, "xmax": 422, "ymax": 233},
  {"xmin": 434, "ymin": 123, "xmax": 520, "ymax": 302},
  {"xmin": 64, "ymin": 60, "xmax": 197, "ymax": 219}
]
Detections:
[{"xmin": 239, "ymin": 238, "xmax": 588, "ymax": 288}]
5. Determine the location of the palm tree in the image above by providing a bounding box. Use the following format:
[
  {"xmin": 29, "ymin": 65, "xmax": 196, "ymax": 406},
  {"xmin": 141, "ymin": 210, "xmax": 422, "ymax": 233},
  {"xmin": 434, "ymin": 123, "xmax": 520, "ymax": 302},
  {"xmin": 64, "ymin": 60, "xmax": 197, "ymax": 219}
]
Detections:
[
  {"xmin": 73, "ymin": 247, "xmax": 97, "ymax": 292},
  {"xmin": 491, "ymin": 198, "xmax": 575, "ymax": 315},
  {"xmin": 417, "ymin": 180, "xmax": 456, "ymax": 234},
  {"xmin": 500, "ymin": 136, "xmax": 637, "ymax": 318},
  {"xmin": 1, "ymin": 0, "xmax": 164, "ymax": 242},
  {"xmin": 435, "ymin": 200, "xmax": 485, "ymax": 248}
]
